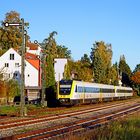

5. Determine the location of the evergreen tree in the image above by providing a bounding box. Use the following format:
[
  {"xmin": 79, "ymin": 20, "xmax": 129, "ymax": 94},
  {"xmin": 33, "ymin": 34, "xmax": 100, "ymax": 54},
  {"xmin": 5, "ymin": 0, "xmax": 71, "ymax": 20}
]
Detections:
[
  {"xmin": 46, "ymin": 54, "xmax": 55, "ymax": 89},
  {"xmin": 119, "ymin": 55, "xmax": 132, "ymax": 86},
  {"xmin": 90, "ymin": 41, "xmax": 112, "ymax": 84},
  {"xmin": 133, "ymin": 64, "xmax": 140, "ymax": 73},
  {"xmin": 56, "ymin": 45, "xmax": 71, "ymax": 59},
  {"xmin": 81, "ymin": 54, "xmax": 91, "ymax": 67},
  {"xmin": 43, "ymin": 31, "xmax": 58, "ymax": 59}
]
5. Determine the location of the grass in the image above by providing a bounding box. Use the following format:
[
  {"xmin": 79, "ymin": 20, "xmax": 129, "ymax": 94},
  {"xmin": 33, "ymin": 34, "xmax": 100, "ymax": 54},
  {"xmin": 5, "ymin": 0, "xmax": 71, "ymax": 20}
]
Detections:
[
  {"xmin": 65, "ymin": 112, "xmax": 140, "ymax": 140},
  {"xmin": 0, "ymin": 106, "xmax": 20, "ymax": 116}
]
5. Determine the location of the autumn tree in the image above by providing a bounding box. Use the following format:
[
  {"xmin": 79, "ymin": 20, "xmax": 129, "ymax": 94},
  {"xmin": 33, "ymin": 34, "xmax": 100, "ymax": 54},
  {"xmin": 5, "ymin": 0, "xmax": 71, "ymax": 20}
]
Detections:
[
  {"xmin": 68, "ymin": 60, "xmax": 93, "ymax": 82},
  {"xmin": 90, "ymin": 41, "xmax": 112, "ymax": 84},
  {"xmin": 131, "ymin": 64, "xmax": 140, "ymax": 95},
  {"xmin": 63, "ymin": 61, "xmax": 71, "ymax": 80},
  {"xmin": 109, "ymin": 63, "xmax": 119, "ymax": 85},
  {"xmin": 119, "ymin": 55, "xmax": 132, "ymax": 87},
  {"xmin": 5, "ymin": 79, "xmax": 20, "ymax": 104},
  {"xmin": 0, "ymin": 11, "xmax": 22, "ymax": 50}
]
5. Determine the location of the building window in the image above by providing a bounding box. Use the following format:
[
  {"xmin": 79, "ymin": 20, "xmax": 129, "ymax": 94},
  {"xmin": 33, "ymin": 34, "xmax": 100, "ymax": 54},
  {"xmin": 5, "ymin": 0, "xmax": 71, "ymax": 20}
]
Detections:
[
  {"xmin": 15, "ymin": 63, "xmax": 19, "ymax": 67},
  {"xmin": 13, "ymin": 73, "xmax": 18, "ymax": 77},
  {"xmin": 10, "ymin": 54, "xmax": 14, "ymax": 60},
  {"xmin": 5, "ymin": 63, "xmax": 9, "ymax": 67}
]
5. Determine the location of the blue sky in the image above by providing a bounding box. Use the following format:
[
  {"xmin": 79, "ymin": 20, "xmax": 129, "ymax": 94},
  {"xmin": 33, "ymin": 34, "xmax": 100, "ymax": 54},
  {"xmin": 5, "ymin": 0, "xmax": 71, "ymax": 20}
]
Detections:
[{"xmin": 1, "ymin": 0, "xmax": 140, "ymax": 71}]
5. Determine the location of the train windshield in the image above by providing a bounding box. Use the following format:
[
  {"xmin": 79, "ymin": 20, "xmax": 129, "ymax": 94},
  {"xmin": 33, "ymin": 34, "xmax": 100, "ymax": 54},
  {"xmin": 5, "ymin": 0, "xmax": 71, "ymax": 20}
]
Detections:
[{"xmin": 59, "ymin": 80, "xmax": 72, "ymax": 95}]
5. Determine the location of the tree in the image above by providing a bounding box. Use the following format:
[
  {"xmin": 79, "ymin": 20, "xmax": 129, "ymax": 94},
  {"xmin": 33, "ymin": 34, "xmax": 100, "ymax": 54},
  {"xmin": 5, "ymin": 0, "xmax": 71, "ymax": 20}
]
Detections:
[
  {"xmin": 90, "ymin": 41, "xmax": 112, "ymax": 84},
  {"xmin": 57, "ymin": 45, "xmax": 71, "ymax": 59},
  {"xmin": 81, "ymin": 54, "xmax": 91, "ymax": 67},
  {"xmin": 133, "ymin": 64, "xmax": 140, "ymax": 73},
  {"xmin": 43, "ymin": 31, "xmax": 58, "ymax": 59},
  {"xmin": 68, "ymin": 60, "xmax": 93, "ymax": 82},
  {"xmin": 0, "ymin": 11, "xmax": 29, "ymax": 53},
  {"xmin": 0, "ymin": 11, "xmax": 22, "ymax": 50},
  {"xmin": 46, "ymin": 54, "xmax": 55, "ymax": 89},
  {"xmin": 119, "ymin": 55, "xmax": 132, "ymax": 86},
  {"xmin": 109, "ymin": 63, "xmax": 119, "ymax": 85},
  {"xmin": 63, "ymin": 61, "xmax": 71, "ymax": 80},
  {"xmin": 131, "ymin": 64, "xmax": 140, "ymax": 95},
  {"xmin": 5, "ymin": 79, "xmax": 20, "ymax": 104}
]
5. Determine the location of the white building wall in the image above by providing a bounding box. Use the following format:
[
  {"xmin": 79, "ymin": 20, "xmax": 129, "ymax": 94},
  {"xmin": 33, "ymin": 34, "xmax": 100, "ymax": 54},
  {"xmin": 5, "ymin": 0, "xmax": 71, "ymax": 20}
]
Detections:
[
  {"xmin": 25, "ymin": 61, "xmax": 38, "ymax": 87},
  {"xmin": 0, "ymin": 48, "xmax": 21, "ymax": 79},
  {"xmin": 0, "ymin": 48, "xmax": 39, "ymax": 87},
  {"xmin": 54, "ymin": 58, "xmax": 67, "ymax": 81}
]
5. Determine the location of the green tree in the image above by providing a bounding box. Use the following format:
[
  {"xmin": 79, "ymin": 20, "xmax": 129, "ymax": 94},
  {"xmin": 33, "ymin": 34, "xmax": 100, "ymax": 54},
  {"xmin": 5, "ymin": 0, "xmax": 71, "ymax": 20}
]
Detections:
[
  {"xmin": 46, "ymin": 54, "xmax": 55, "ymax": 88},
  {"xmin": 109, "ymin": 63, "xmax": 119, "ymax": 85},
  {"xmin": 90, "ymin": 41, "xmax": 112, "ymax": 84},
  {"xmin": 81, "ymin": 53, "xmax": 91, "ymax": 67},
  {"xmin": 43, "ymin": 31, "xmax": 58, "ymax": 59},
  {"xmin": 63, "ymin": 61, "xmax": 71, "ymax": 80},
  {"xmin": 5, "ymin": 79, "xmax": 20, "ymax": 104},
  {"xmin": 56, "ymin": 45, "xmax": 71, "ymax": 59},
  {"xmin": 68, "ymin": 60, "xmax": 93, "ymax": 82},
  {"xmin": 133, "ymin": 64, "xmax": 140, "ymax": 73},
  {"xmin": 119, "ymin": 55, "xmax": 132, "ymax": 86}
]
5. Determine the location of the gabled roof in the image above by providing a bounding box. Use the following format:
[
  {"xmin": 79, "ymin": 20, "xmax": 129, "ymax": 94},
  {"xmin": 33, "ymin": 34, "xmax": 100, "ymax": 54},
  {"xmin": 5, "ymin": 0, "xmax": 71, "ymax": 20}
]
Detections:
[
  {"xmin": 25, "ymin": 52, "xmax": 40, "ymax": 70},
  {"xmin": 25, "ymin": 52, "xmax": 39, "ymax": 59},
  {"xmin": 26, "ymin": 42, "xmax": 38, "ymax": 50},
  {"xmin": 26, "ymin": 59, "xmax": 40, "ymax": 70}
]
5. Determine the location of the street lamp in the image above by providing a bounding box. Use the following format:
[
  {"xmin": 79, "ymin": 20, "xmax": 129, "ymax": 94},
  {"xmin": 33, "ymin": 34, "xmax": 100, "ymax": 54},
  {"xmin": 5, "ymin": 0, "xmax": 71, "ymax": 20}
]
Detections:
[
  {"xmin": 4, "ymin": 18, "xmax": 29, "ymax": 116},
  {"xmin": 34, "ymin": 40, "xmax": 46, "ymax": 107}
]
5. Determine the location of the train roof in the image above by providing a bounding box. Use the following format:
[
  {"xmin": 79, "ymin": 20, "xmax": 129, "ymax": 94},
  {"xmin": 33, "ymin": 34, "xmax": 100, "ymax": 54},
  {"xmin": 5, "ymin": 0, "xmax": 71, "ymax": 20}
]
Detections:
[{"xmin": 59, "ymin": 80, "xmax": 132, "ymax": 90}]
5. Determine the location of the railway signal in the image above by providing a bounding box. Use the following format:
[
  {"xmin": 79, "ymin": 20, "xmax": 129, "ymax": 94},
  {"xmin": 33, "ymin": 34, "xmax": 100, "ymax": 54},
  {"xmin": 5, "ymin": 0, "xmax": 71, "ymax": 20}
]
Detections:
[{"xmin": 4, "ymin": 18, "xmax": 29, "ymax": 117}]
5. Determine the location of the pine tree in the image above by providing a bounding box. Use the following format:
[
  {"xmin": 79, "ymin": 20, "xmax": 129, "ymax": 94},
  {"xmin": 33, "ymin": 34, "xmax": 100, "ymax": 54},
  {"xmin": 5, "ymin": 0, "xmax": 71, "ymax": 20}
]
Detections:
[{"xmin": 119, "ymin": 55, "xmax": 132, "ymax": 86}]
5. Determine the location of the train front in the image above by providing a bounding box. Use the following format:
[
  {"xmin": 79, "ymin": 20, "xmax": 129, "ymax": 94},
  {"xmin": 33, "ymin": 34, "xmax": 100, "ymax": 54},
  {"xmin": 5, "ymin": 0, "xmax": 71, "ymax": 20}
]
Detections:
[{"xmin": 58, "ymin": 80, "xmax": 73, "ymax": 105}]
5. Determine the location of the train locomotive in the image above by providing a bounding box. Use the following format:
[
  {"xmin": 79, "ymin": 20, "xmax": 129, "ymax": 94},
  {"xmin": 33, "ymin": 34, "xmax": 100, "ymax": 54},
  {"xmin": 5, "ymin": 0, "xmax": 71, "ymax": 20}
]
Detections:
[{"xmin": 58, "ymin": 80, "xmax": 133, "ymax": 105}]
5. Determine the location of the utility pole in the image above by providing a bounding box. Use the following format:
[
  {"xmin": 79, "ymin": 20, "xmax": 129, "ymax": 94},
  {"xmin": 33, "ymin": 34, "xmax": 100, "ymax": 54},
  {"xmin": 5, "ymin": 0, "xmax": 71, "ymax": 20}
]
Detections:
[
  {"xmin": 4, "ymin": 18, "xmax": 29, "ymax": 116},
  {"xmin": 34, "ymin": 40, "xmax": 46, "ymax": 107},
  {"xmin": 41, "ymin": 45, "xmax": 46, "ymax": 106},
  {"xmin": 20, "ymin": 18, "xmax": 25, "ymax": 116}
]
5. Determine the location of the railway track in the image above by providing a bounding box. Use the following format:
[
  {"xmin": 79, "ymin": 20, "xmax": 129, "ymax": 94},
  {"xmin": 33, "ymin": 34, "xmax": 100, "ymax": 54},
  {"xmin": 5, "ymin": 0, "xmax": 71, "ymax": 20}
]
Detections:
[
  {"xmin": 0, "ymin": 101, "xmax": 136, "ymax": 129},
  {"xmin": 1, "ymin": 100, "xmax": 140, "ymax": 139}
]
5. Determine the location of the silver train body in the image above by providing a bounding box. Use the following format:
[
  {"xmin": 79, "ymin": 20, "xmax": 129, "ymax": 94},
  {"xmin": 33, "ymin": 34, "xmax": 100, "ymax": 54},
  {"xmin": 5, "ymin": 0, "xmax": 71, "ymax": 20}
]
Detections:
[{"xmin": 58, "ymin": 80, "xmax": 133, "ymax": 105}]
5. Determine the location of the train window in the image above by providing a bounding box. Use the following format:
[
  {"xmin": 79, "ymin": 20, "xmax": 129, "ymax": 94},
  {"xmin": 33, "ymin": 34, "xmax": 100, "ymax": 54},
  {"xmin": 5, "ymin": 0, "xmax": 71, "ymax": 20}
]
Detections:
[
  {"xmin": 76, "ymin": 86, "xmax": 100, "ymax": 93},
  {"xmin": 101, "ymin": 88, "xmax": 115, "ymax": 93},
  {"xmin": 59, "ymin": 87, "xmax": 71, "ymax": 95},
  {"xmin": 117, "ymin": 89, "xmax": 132, "ymax": 93},
  {"xmin": 59, "ymin": 84, "xmax": 71, "ymax": 95}
]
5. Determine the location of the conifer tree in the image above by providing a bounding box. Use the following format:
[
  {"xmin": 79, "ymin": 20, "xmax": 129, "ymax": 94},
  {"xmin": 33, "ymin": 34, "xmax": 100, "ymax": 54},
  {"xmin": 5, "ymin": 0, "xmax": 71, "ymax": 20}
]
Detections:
[
  {"xmin": 46, "ymin": 54, "xmax": 55, "ymax": 89},
  {"xmin": 119, "ymin": 55, "xmax": 132, "ymax": 86},
  {"xmin": 90, "ymin": 41, "xmax": 112, "ymax": 84}
]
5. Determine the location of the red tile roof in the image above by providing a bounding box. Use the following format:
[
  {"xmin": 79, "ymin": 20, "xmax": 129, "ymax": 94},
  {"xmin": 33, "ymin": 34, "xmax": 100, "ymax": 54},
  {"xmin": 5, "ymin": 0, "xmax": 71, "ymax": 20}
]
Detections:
[
  {"xmin": 25, "ymin": 52, "xmax": 40, "ymax": 70},
  {"xmin": 25, "ymin": 52, "xmax": 39, "ymax": 59},
  {"xmin": 26, "ymin": 59, "xmax": 40, "ymax": 70},
  {"xmin": 26, "ymin": 42, "xmax": 38, "ymax": 50}
]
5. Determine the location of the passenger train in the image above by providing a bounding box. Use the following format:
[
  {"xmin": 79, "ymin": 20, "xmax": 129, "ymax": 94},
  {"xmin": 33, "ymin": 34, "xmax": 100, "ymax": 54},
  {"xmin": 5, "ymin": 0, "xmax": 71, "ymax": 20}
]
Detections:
[{"xmin": 58, "ymin": 80, "xmax": 133, "ymax": 105}]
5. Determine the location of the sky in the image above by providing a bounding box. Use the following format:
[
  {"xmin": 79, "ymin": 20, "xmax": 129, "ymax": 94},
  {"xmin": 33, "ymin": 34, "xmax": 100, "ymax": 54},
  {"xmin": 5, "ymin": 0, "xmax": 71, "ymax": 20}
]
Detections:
[{"xmin": 0, "ymin": 0, "xmax": 140, "ymax": 71}]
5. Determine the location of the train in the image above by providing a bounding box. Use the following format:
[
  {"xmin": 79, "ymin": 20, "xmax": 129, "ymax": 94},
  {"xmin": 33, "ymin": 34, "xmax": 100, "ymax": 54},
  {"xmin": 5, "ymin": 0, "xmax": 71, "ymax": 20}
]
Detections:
[{"xmin": 58, "ymin": 80, "xmax": 133, "ymax": 105}]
